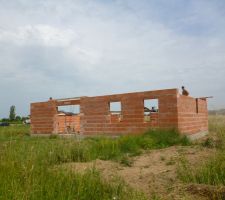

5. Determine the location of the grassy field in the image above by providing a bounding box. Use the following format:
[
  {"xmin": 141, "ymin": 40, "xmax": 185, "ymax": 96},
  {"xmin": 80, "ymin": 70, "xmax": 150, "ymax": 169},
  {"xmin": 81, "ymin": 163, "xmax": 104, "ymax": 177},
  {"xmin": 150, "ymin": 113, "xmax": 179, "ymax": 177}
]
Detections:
[
  {"xmin": 0, "ymin": 116, "xmax": 224, "ymax": 200},
  {"xmin": 0, "ymin": 126, "xmax": 189, "ymax": 200},
  {"xmin": 178, "ymin": 115, "xmax": 225, "ymax": 199}
]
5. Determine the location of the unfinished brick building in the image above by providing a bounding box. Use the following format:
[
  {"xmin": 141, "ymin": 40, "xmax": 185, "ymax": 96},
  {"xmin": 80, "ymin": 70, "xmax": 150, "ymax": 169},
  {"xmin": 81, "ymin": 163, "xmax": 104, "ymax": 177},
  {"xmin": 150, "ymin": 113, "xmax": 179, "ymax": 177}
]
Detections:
[{"xmin": 30, "ymin": 88, "xmax": 208, "ymax": 138}]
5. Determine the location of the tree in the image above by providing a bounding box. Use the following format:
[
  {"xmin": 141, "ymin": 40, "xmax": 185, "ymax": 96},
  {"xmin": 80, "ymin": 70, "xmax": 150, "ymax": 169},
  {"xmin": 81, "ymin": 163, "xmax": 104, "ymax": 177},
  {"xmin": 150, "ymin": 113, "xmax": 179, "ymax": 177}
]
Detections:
[
  {"xmin": 15, "ymin": 116, "xmax": 21, "ymax": 121},
  {"xmin": 9, "ymin": 105, "xmax": 16, "ymax": 121},
  {"xmin": 2, "ymin": 118, "xmax": 9, "ymax": 122}
]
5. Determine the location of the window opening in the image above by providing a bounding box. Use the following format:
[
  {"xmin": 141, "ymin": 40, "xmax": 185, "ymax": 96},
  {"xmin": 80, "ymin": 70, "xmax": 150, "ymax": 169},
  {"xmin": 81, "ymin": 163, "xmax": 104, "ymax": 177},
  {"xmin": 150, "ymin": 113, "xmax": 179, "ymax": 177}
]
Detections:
[
  {"xmin": 109, "ymin": 101, "xmax": 122, "ymax": 122},
  {"xmin": 56, "ymin": 105, "xmax": 80, "ymax": 134},
  {"xmin": 144, "ymin": 99, "xmax": 158, "ymax": 122}
]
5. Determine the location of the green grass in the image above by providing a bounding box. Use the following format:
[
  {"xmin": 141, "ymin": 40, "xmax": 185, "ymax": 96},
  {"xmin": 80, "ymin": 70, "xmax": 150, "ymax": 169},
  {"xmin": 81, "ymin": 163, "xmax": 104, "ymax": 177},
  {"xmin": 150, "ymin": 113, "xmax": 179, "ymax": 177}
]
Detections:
[
  {"xmin": 0, "ymin": 125, "xmax": 190, "ymax": 200},
  {"xmin": 178, "ymin": 152, "xmax": 225, "ymax": 186},
  {"xmin": 34, "ymin": 129, "xmax": 190, "ymax": 165},
  {"xmin": 178, "ymin": 115, "xmax": 225, "ymax": 187},
  {"xmin": 0, "ymin": 125, "xmax": 30, "ymax": 141},
  {"xmin": 0, "ymin": 163, "xmax": 145, "ymax": 200}
]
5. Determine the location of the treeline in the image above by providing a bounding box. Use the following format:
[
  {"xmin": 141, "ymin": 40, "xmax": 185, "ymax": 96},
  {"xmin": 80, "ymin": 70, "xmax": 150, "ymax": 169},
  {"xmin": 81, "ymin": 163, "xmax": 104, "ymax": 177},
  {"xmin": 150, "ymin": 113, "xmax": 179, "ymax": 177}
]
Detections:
[{"xmin": 0, "ymin": 105, "xmax": 29, "ymax": 123}]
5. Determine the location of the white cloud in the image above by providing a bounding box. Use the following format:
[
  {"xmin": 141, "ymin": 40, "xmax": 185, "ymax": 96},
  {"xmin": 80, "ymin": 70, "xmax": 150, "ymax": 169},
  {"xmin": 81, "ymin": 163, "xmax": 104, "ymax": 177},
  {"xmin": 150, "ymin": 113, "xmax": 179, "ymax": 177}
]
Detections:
[
  {"xmin": 0, "ymin": 24, "xmax": 76, "ymax": 46},
  {"xmin": 0, "ymin": 0, "xmax": 225, "ymax": 117}
]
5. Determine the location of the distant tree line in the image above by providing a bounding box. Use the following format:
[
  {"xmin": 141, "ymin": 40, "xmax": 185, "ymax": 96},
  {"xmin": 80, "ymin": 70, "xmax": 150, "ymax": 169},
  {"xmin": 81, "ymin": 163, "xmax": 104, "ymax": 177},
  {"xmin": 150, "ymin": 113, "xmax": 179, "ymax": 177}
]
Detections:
[{"xmin": 0, "ymin": 105, "xmax": 29, "ymax": 123}]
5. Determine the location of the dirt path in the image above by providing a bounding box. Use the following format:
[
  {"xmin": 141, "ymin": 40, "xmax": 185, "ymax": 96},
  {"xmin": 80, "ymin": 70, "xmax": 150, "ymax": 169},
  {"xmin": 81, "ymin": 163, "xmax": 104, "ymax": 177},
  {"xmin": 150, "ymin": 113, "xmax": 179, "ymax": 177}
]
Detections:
[{"xmin": 60, "ymin": 145, "xmax": 215, "ymax": 199}]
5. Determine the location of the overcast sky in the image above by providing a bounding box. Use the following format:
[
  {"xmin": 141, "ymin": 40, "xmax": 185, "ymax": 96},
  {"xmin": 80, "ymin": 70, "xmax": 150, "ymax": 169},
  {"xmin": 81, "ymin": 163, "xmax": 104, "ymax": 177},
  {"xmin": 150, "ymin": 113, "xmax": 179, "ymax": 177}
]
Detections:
[{"xmin": 0, "ymin": 0, "xmax": 225, "ymax": 117}]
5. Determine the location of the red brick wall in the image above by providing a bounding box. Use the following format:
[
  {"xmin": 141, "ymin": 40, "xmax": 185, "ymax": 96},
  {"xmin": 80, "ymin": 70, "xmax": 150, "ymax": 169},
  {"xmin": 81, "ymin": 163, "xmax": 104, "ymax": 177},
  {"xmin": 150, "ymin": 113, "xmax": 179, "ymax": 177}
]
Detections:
[
  {"xmin": 80, "ymin": 89, "xmax": 179, "ymax": 135},
  {"xmin": 55, "ymin": 115, "xmax": 80, "ymax": 134},
  {"xmin": 30, "ymin": 88, "xmax": 208, "ymax": 136},
  {"xmin": 30, "ymin": 100, "xmax": 57, "ymax": 134},
  {"xmin": 110, "ymin": 114, "xmax": 122, "ymax": 123},
  {"xmin": 177, "ymin": 95, "xmax": 208, "ymax": 135}
]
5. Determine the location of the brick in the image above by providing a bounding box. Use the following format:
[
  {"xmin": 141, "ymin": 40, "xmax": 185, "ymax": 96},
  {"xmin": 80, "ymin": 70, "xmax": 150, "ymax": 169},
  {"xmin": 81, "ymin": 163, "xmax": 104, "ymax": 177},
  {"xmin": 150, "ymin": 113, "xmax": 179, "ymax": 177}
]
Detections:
[{"xmin": 30, "ymin": 88, "xmax": 208, "ymax": 136}]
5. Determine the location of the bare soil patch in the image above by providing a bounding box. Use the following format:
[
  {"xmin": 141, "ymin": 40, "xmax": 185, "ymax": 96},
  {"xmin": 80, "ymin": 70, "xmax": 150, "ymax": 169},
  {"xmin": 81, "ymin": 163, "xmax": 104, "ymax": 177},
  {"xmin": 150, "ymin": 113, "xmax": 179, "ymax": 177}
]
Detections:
[
  {"xmin": 60, "ymin": 145, "xmax": 216, "ymax": 199},
  {"xmin": 186, "ymin": 184, "xmax": 225, "ymax": 200}
]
